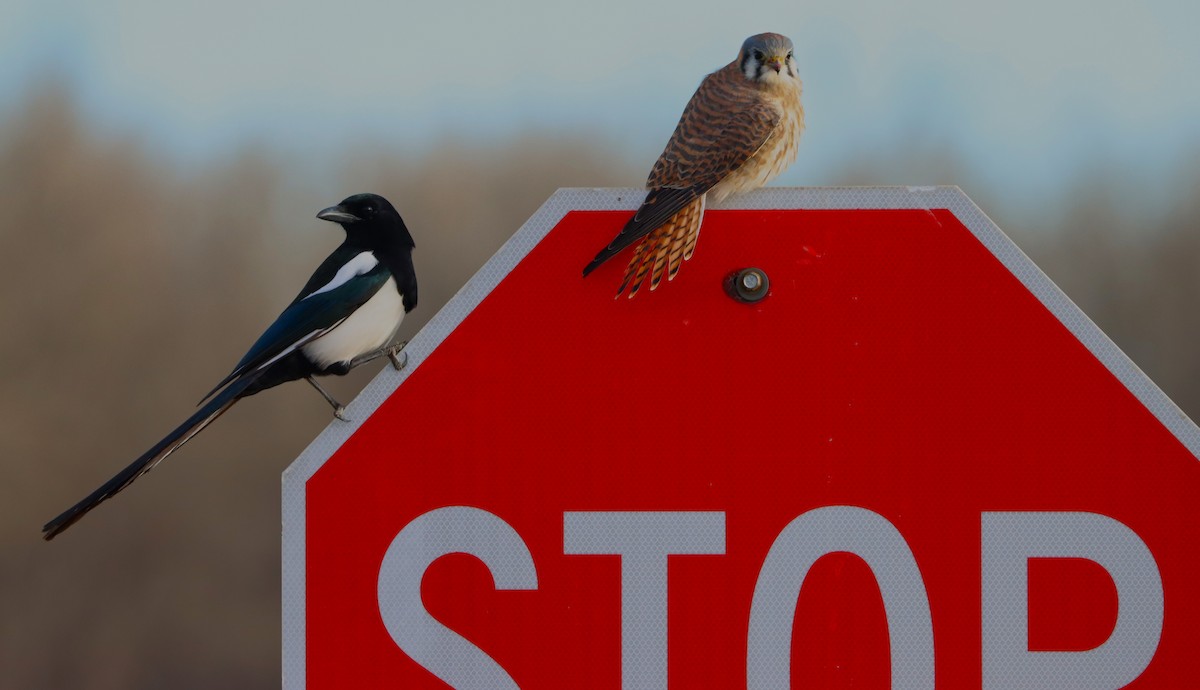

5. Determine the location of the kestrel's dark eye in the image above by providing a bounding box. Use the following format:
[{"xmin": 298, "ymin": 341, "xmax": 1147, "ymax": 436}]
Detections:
[
  {"xmin": 787, "ymin": 51, "xmax": 793, "ymax": 60},
  {"xmin": 753, "ymin": 49, "xmax": 764, "ymax": 61}
]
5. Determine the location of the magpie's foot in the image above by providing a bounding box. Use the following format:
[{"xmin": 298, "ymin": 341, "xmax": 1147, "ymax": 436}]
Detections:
[{"xmin": 387, "ymin": 341, "xmax": 409, "ymax": 371}]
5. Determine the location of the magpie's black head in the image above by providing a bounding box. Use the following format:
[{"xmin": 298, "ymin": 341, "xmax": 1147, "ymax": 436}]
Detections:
[{"xmin": 317, "ymin": 193, "xmax": 415, "ymax": 249}]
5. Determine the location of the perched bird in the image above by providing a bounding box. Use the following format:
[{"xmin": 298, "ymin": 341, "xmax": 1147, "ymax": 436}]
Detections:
[
  {"xmin": 42, "ymin": 193, "xmax": 417, "ymax": 540},
  {"xmin": 583, "ymin": 33, "xmax": 804, "ymax": 297}
]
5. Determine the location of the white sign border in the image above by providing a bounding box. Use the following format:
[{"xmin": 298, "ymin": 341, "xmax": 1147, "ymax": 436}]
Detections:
[{"xmin": 281, "ymin": 186, "xmax": 1200, "ymax": 688}]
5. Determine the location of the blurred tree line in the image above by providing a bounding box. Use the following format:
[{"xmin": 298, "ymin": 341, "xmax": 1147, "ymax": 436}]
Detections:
[{"xmin": 1, "ymin": 83, "xmax": 1197, "ymax": 688}]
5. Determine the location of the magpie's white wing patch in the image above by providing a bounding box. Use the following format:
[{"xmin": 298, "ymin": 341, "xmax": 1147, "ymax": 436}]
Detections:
[{"xmin": 304, "ymin": 252, "xmax": 379, "ymax": 300}]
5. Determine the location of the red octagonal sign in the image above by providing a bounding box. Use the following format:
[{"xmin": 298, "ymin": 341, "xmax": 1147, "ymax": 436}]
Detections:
[{"xmin": 283, "ymin": 187, "xmax": 1200, "ymax": 689}]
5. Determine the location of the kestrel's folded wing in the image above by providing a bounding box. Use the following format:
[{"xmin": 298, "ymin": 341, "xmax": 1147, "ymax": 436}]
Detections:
[
  {"xmin": 582, "ymin": 74, "xmax": 780, "ymax": 277},
  {"xmin": 649, "ymin": 87, "xmax": 781, "ymax": 192}
]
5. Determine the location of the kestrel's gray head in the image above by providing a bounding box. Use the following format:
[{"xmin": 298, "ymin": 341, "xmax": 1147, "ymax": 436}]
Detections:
[{"xmin": 738, "ymin": 33, "xmax": 799, "ymax": 87}]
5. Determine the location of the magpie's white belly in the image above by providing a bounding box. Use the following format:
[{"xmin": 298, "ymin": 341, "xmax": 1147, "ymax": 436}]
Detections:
[{"xmin": 302, "ymin": 276, "xmax": 405, "ymax": 368}]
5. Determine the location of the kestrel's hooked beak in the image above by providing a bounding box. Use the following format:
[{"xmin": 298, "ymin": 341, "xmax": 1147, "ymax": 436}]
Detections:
[{"xmin": 765, "ymin": 55, "xmax": 786, "ymax": 73}]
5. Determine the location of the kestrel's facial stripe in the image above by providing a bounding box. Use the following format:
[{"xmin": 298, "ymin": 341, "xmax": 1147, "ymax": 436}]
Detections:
[{"xmin": 742, "ymin": 53, "xmax": 758, "ymax": 80}]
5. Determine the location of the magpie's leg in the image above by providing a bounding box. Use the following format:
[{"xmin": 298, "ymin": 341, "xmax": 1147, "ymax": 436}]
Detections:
[
  {"xmin": 348, "ymin": 340, "xmax": 409, "ymax": 371},
  {"xmin": 305, "ymin": 376, "xmax": 348, "ymax": 422}
]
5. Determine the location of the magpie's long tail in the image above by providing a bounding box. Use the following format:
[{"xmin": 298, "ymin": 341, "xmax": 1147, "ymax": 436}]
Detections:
[{"xmin": 42, "ymin": 375, "xmax": 260, "ymax": 541}]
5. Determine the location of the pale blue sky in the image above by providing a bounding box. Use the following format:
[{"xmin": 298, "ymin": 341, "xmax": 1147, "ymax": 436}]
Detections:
[{"xmin": 3, "ymin": 0, "xmax": 1199, "ymax": 213}]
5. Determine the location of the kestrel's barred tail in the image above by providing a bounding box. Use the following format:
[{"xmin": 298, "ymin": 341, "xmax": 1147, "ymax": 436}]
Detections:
[
  {"xmin": 616, "ymin": 196, "xmax": 705, "ymax": 298},
  {"xmin": 682, "ymin": 195, "xmax": 704, "ymax": 262}
]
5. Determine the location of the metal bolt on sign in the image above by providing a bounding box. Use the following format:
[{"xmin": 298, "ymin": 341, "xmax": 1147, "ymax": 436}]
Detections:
[{"xmin": 726, "ymin": 267, "xmax": 770, "ymax": 303}]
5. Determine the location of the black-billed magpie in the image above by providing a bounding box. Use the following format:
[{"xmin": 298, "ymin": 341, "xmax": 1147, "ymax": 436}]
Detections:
[{"xmin": 42, "ymin": 193, "xmax": 417, "ymax": 540}]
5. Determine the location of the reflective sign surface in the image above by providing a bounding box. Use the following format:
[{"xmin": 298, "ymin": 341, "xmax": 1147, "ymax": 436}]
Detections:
[{"xmin": 287, "ymin": 188, "xmax": 1200, "ymax": 689}]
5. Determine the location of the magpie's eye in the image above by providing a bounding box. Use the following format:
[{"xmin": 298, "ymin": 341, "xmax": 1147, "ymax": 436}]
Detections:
[
  {"xmin": 753, "ymin": 49, "xmax": 764, "ymax": 61},
  {"xmin": 364, "ymin": 205, "xmax": 375, "ymax": 214}
]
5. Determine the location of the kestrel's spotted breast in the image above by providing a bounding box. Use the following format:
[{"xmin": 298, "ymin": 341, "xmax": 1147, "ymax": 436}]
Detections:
[{"xmin": 583, "ymin": 33, "xmax": 805, "ymax": 297}]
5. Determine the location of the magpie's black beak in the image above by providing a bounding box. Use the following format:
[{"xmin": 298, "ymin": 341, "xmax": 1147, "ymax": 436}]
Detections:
[{"xmin": 316, "ymin": 205, "xmax": 360, "ymax": 224}]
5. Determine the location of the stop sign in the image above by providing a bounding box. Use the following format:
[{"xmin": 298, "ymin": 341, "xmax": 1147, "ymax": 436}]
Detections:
[{"xmin": 282, "ymin": 187, "xmax": 1200, "ymax": 689}]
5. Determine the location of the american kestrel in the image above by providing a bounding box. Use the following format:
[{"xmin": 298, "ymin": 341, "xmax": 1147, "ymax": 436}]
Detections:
[{"xmin": 583, "ymin": 33, "xmax": 804, "ymax": 297}]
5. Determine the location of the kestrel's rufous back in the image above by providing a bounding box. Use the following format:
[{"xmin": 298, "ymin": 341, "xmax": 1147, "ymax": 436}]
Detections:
[{"xmin": 583, "ymin": 33, "xmax": 805, "ymax": 297}]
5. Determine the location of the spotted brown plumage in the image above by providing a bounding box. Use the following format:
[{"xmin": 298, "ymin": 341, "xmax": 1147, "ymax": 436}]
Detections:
[{"xmin": 583, "ymin": 33, "xmax": 805, "ymax": 298}]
